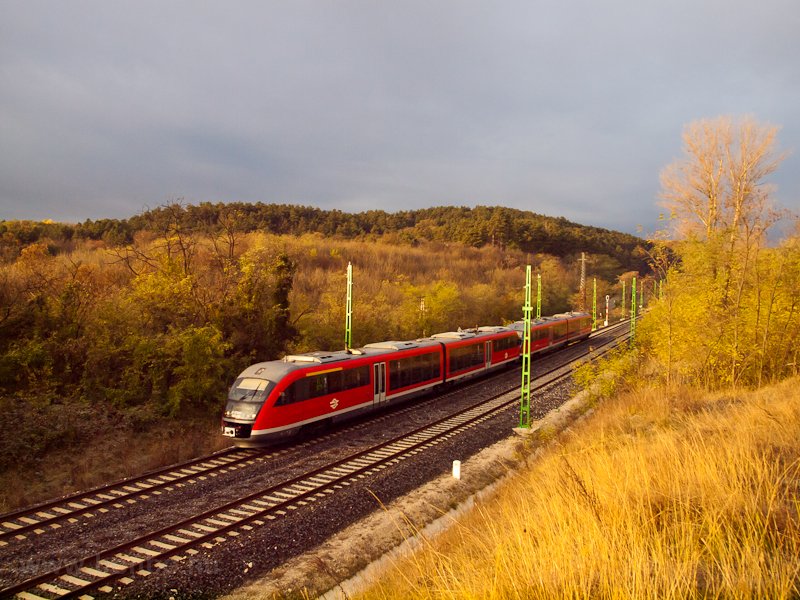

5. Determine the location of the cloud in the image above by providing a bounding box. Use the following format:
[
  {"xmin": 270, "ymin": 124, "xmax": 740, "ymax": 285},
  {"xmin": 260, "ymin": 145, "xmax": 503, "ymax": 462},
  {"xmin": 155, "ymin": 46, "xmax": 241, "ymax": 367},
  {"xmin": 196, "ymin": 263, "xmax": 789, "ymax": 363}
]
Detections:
[{"xmin": 1, "ymin": 0, "xmax": 798, "ymax": 233}]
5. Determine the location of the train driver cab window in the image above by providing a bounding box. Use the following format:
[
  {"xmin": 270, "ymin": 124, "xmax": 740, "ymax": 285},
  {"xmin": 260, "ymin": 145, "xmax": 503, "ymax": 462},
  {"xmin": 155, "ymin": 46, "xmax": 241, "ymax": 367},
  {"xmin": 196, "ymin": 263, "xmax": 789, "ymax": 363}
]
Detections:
[
  {"xmin": 225, "ymin": 378, "xmax": 273, "ymax": 421},
  {"xmin": 228, "ymin": 378, "xmax": 272, "ymax": 403}
]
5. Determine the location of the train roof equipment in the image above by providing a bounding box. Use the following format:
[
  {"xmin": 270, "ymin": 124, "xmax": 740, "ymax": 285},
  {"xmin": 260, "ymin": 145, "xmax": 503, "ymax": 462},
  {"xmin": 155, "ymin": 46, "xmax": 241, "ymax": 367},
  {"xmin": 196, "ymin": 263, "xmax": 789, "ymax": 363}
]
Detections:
[
  {"xmin": 362, "ymin": 338, "xmax": 441, "ymax": 351},
  {"xmin": 431, "ymin": 331, "xmax": 477, "ymax": 340},
  {"xmin": 477, "ymin": 325, "xmax": 515, "ymax": 334},
  {"xmin": 282, "ymin": 351, "xmax": 352, "ymax": 364},
  {"xmin": 363, "ymin": 340, "xmax": 420, "ymax": 351}
]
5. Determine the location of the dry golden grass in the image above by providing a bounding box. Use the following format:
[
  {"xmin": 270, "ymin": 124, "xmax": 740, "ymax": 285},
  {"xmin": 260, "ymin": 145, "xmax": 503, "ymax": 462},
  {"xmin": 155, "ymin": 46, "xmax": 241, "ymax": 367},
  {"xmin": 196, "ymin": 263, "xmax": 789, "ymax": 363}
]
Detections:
[{"xmin": 356, "ymin": 379, "xmax": 800, "ymax": 599}]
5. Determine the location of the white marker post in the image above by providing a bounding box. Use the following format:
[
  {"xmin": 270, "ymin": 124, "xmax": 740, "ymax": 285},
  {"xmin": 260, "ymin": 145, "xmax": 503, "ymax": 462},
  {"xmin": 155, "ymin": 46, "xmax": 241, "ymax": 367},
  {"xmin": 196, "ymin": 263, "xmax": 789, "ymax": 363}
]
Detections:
[
  {"xmin": 452, "ymin": 460, "xmax": 462, "ymax": 480},
  {"xmin": 604, "ymin": 295, "xmax": 609, "ymax": 327}
]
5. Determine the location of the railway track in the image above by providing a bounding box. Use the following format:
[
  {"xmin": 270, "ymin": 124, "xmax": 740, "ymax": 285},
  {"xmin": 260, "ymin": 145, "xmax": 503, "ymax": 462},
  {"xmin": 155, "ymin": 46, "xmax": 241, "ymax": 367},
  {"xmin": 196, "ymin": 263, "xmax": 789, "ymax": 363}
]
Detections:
[
  {"xmin": 0, "ymin": 359, "xmax": 507, "ymax": 546},
  {"xmin": 1, "ymin": 324, "xmax": 629, "ymax": 599},
  {"xmin": 0, "ymin": 321, "xmax": 627, "ymax": 548},
  {"xmin": 0, "ymin": 448, "xmax": 266, "ymax": 547}
]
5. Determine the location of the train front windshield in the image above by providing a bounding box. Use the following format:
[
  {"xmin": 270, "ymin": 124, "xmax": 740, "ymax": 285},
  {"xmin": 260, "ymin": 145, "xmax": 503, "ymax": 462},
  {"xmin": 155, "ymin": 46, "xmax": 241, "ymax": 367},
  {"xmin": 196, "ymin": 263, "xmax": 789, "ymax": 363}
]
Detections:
[{"xmin": 224, "ymin": 377, "xmax": 274, "ymax": 421}]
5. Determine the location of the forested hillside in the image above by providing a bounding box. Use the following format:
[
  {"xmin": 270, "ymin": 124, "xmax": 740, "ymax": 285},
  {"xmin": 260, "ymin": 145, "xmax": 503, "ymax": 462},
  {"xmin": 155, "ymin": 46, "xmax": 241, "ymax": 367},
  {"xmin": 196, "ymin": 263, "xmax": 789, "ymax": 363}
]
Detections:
[
  {"xmin": 0, "ymin": 205, "xmax": 649, "ymax": 414},
  {"xmin": 0, "ymin": 204, "xmax": 647, "ymax": 271}
]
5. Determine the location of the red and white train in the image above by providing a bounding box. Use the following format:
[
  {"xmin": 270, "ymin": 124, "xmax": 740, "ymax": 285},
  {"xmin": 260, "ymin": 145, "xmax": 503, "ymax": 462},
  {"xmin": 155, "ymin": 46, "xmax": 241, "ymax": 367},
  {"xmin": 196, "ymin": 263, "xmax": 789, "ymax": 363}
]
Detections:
[
  {"xmin": 221, "ymin": 312, "xmax": 591, "ymax": 446},
  {"xmin": 508, "ymin": 311, "xmax": 592, "ymax": 353}
]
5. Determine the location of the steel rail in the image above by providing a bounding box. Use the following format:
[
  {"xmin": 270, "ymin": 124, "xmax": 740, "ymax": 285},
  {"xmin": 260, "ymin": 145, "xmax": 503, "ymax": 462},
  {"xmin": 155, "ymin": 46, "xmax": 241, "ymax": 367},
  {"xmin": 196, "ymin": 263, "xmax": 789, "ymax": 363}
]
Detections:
[{"xmin": 0, "ymin": 448, "xmax": 266, "ymax": 545}]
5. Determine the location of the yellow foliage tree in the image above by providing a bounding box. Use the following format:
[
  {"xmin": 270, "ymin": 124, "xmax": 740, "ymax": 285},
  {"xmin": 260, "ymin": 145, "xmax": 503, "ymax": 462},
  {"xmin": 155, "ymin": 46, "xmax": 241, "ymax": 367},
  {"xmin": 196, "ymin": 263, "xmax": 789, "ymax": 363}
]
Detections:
[{"xmin": 642, "ymin": 116, "xmax": 797, "ymax": 387}]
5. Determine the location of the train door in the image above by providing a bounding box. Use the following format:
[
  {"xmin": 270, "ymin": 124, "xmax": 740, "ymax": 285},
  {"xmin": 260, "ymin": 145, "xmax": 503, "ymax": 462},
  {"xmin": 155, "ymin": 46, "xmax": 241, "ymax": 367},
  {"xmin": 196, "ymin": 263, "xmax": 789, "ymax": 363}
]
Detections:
[
  {"xmin": 373, "ymin": 362, "xmax": 386, "ymax": 404},
  {"xmin": 485, "ymin": 341, "xmax": 492, "ymax": 368}
]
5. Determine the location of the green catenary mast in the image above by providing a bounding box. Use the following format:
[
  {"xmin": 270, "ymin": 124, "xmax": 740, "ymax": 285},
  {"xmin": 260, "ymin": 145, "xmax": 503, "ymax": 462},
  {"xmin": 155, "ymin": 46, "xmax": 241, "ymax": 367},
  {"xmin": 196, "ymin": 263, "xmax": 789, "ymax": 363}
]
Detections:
[
  {"xmin": 622, "ymin": 280, "xmax": 626, "ymax": 320},
  {"xmin": 536, "ymin": 273, "xmax": 542, "ymax": 319},
  {"xmin": 630, "ymin": 277, "xmax": 637, "ymax": 345},
  {"xmin": 345, "ymin": 262, "xmax": 353, "ymax": 350},
  {"xmin": 519, "ymin": 265, "xmax": 533, "ymax": 429}
]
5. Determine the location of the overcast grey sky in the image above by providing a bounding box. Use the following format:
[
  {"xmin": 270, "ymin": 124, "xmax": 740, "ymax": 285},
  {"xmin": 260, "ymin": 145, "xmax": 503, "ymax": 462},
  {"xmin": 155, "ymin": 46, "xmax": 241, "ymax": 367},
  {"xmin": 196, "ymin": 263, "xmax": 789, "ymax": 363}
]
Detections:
[{"xmin": 1, "ymin": 1, "xmax": 798, "ymax": 235}]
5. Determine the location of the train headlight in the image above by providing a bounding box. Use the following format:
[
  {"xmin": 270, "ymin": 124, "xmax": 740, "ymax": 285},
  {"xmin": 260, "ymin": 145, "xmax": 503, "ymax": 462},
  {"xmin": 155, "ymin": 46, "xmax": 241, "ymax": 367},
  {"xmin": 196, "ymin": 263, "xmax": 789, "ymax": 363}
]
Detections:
[{"xmin": 224, "ymin": 402, "xmax": 262, "ymax": 420}]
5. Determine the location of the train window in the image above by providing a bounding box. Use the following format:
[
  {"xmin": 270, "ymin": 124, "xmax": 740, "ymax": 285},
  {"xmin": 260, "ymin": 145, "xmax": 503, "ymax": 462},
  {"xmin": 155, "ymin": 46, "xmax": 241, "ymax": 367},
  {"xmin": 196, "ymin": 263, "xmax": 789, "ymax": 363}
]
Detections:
[
  {"xmin": 277, "ymin": 366, "xmax": 370, "ymax": 406},
  {"xmin": 344, "ymin": 366, "xmax": 370, "ymax": 389},
  {"xmin": 449, "ymin": 343, "xmax": 484, "ymax": 373},
  {"xmin": 311, "ymin": 374, "xmax": 328, "ymax": 396},
  {"xmin": 531, "ymin": 327, "xmax": 549, "ymax": 342},
  {"xmin": 553, "ymin": 322, "xmax": 569, "ymax": 339},
  {"xmin": 225, "ymin": 378, "xmax": 274, "ymax": 420},
  {"xmin": 278, "ymin": 377, "xmax": 312, "ymax": 405},
  {"xmin": 389, "ymin": 352, "xmax": 441, "ymax": 391},
  {"xmin": 492, "ymin": 335, "xmax": 520, "ymax": 352},
  {"xmin": 228, "ymin": 378, "xmax": 273, "ymax": 403},
  {"xmin": 569, "ymin": 318, "xmax": 587, "ymax": 335}
]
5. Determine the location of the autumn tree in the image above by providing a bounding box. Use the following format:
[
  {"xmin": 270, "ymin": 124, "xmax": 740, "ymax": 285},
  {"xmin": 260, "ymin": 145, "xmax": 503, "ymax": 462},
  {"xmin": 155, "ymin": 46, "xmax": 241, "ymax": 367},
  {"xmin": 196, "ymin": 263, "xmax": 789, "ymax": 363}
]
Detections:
[
  {"xmin": 660, "ymin": 117, "xmax": 783, "ymax": 241},
  {"xmin": 218, "ymin": 245, "xmax": 298, "ymax": 363},
  {"xmin": 642, "ymin": 116, "xmax": 792, "ymax": 387}
]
